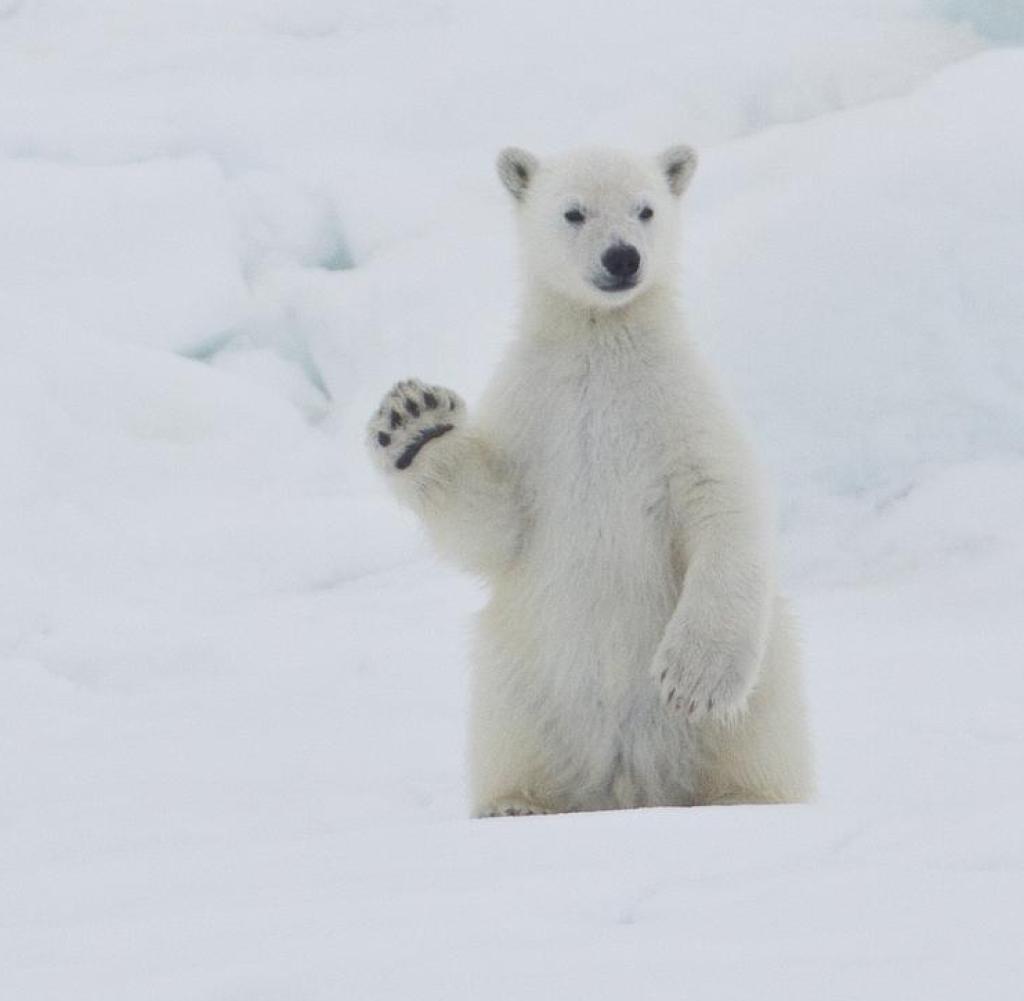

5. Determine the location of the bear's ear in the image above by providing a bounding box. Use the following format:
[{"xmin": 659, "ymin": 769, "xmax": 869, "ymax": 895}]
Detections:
[
  {"xmin": 658, "ymin": 145, "xmax": 698, "ymax": 197},
  {"xmin": 497, "ymin": 147, "xmax": 539, "ymax": 202}
]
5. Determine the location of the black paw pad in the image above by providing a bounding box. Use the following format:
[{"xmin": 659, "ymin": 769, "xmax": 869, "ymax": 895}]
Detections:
[{"xmin": 395, "ymin": 423, "xmax": 454, "ymax": 470}]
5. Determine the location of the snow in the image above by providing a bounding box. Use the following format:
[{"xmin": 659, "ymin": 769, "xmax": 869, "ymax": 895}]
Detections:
[{"xmin": 2, "ymin": 1, "xmax": 1023, "ymax": 997}]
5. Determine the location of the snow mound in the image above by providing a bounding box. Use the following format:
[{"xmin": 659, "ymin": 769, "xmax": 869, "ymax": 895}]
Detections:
[{"xmin": 0, "ymin": 157, "xmax": 246, "ymax": 351}]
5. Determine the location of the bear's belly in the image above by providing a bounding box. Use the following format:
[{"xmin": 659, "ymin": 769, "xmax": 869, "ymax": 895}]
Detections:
[
  {"xmin": 484, "ymin": 474, "xmax": 698, "ymax": 809},
  {"xmin": 524, "ymin": 490, "xmax": 677, "ymax": 684}
]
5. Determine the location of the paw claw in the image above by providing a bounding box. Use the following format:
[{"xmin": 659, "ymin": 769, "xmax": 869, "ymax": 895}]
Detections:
[
  {"xmin": 480, "ymin": 797, "xmax": 548, "ymax": 818},
  {"xmin": 652, "ymin": 640, "xmax": 752, "ymax": 723}
]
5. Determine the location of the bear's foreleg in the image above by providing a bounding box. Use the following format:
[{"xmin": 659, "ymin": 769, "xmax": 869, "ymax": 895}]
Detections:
[
  {"xmin": 368, "ymin": 379, "xmax": 524, "ymax": 577},
  {"xmin": 651, "ymin": 470, "xmax": 773, "ymax": 724}
]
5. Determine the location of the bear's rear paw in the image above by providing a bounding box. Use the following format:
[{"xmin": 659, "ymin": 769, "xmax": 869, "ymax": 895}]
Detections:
[
  {"xmin": 368, "ymin": 379, "xmax": 465, "ymax": 472},
  {"xmin": 477, "ymin": 797, "xmax": 551, "ymax": 818}
]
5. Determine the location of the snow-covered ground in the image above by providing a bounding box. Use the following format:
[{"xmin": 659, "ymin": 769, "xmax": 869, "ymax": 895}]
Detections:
[{"xmin": 2, "ymin": 2, "xmax": 1023, "ymax": 998}]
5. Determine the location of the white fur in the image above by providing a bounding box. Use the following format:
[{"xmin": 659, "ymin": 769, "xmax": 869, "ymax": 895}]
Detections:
[{"xmin": 369, "ymin": 146, "xmax": 814, "ymax": 816}]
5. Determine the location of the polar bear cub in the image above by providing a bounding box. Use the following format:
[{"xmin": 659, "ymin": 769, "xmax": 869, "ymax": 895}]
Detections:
[{"xmin": 369, "ymin": 145, "xmax": 814, "ymax": 816}]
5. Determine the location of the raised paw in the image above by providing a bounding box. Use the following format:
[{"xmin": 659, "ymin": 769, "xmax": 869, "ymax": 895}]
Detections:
[
  {"xmin": 367, "ymin": 378, "xmax": 465, "ymax": 472},
  {"xmin": 651, "ymin": 640, "xmax": 754, "ymax": 725}
]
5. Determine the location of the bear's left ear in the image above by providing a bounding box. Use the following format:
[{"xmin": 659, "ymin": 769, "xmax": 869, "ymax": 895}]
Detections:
[
  {"xmin": 658, "ymin": 145, "xmax": 698, "ymax": 197},
  {"xmin": 497, "ymin": 147, "xmax": 539, "ymax": 202}
]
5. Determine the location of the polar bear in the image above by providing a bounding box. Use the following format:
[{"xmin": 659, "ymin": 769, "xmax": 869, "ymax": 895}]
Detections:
[{"xmin": 368, "ymin": 145, "xmax": 814, "ymax": 816}]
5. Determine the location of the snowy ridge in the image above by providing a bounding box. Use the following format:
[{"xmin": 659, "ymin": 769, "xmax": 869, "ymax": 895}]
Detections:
[{"xmin": 2, "ymin": 2, "xmax": 1023, "ymax": 998}]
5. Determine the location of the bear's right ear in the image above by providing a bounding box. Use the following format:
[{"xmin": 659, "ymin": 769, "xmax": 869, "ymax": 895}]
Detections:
[
  {"xmin": 658, "ymin": 145, "xmax": 698, "ymax": 197},
  {"xmin": 497, "ymin": 147, "xmax": 539, "ymax": 202}
]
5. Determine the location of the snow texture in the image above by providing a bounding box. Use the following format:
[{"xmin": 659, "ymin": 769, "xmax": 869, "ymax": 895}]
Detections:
[{"xmin": 1, "ymin": 1, "xmax": 1022, "ymax": 998}]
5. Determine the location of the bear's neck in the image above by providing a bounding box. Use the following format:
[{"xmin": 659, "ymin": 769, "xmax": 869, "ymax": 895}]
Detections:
[{"xmin": 519, "ymin": 282, "xmax": 680, "ymax": 346}]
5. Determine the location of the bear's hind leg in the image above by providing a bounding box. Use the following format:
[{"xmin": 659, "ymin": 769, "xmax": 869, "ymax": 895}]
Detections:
[
  {"xmin": 469, "ymin": 708, "xmax": 563, "ymax": 818},
  {"xmin": 468, "ymin": 651, "xmax": 570, "ymax": 818},
  {"xmin": 694, "ymin": 599, "xmax": 815, "ymax": 806}
]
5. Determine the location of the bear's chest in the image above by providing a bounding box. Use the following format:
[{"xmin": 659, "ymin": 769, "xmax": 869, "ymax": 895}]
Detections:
[
  {"xmin": 516, "ymin": 341, "xmax": 673, "ymax": 508},
  {"xmin": 504, "ymin": 338, "xmax": 679, "ymax": 578}
]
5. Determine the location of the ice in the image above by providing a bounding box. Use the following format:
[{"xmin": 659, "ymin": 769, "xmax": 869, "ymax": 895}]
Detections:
[
  {"xmin": 2, "ymin": 2, "xmax": 1023, "ymax": 998},
  {"xmin": 934, "ymin": 0, "xmax": 1024, "ymax": 41}
]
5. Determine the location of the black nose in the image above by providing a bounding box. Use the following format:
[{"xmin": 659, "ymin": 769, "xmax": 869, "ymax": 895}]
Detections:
[{"xmin": 601, "ymin": 243, "xmax": 640, "ymax": 279}]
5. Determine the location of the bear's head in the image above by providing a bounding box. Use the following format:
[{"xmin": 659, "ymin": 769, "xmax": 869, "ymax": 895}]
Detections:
[{"xmin": 497, "ymin": 145, "xmax": 697, "ymax": 311}]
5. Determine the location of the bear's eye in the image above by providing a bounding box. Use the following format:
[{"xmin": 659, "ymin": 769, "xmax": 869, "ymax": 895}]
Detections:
[
  {"xmin": 564, "ymin": 208, "xmax": 585, "ymax": 225},
  {"xmin": 638, "ymin": 206, "xmax": 654, "ymax": 221}
]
